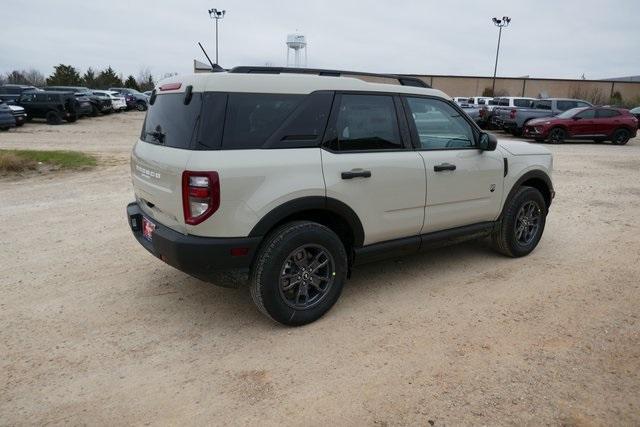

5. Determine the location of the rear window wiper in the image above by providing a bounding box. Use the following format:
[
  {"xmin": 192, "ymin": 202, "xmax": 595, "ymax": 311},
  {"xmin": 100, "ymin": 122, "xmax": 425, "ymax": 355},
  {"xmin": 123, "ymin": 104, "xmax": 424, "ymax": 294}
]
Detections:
[{"xmin": 146, "ymin": 129, "xmax": 165, "ymax": 144}]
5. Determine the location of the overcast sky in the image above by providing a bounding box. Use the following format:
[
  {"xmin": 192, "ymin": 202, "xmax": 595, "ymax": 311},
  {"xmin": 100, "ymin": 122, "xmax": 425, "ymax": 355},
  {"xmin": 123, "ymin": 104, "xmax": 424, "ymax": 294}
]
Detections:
[{"xmin": 2, "ymin": 0, "xmax": 638, "ymax": 82}]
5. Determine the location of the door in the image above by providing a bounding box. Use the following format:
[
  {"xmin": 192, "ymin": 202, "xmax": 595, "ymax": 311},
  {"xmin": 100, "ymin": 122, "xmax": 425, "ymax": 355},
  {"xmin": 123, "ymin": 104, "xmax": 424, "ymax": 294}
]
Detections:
[
  {"xmin": 595, "ymin": 108, "xmax": 622, "ymax": 136},
  {"xmin": 403, "ymin": 96, "xmax": 504, "ymax": 233},
  {"xmin": 570, "ymin": 108, "xmax": 597, "ymax": 136},
  {"xmin": 321, "ymin": 93, "xmax": 426, "ymax": 245}
]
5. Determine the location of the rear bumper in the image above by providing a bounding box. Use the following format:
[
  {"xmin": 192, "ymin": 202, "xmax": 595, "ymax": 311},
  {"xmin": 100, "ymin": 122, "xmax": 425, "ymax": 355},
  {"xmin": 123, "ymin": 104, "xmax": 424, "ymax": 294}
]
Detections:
[{"xmin": 126, "ymin": 202, "xmax": 262, "ymax": 282}]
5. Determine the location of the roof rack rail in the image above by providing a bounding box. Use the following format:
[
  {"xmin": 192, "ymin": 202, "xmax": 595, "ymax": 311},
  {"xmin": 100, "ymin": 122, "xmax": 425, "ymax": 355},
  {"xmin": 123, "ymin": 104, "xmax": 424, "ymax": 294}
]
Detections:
[{"xmin": 228, "ymin": 66, "xmax": 430, "ymax": 88}]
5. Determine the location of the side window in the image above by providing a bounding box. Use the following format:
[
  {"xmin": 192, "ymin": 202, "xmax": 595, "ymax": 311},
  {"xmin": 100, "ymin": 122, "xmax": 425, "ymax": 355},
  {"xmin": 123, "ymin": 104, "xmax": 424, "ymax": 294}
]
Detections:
[
  {"xmin": 478, "ymin": 99, "xmax": 486, "ymax": 105},
  {"xmin": 597, "ymin": 109, "xmax": 621, "ymax": 118},
  {"xmin": 557, "ymin": 100, "xmax": 578, "ymax": 111},
  {"xmin": 405, "ymin": 97, "xmax": 476, "ymax": 150},
  {"xmin": 329, "ymin": 94, "xmax": 402, "ymax": 151},
  {"xmin": 35, "ymin": 94, "xmax": 48, "ymax": 102},
  {"xmin": 533, "ymin": 100, "xmax": 552, "ymax": 110},
  {"xmin": 576, "ymin": 101, "xmax": 591, "ymax": 108},
  {"xmin": 514, "ymin": 99, "xmax": 531, "ymax": 108},
  {"xmin": 222, "ymin": 93, "xmax": 303, "ymax": 149},
  {"xmin": 19, "ymin": 93, "xmax": 35, "ymax": 102},
  {"xmin": 575, "ymin": 109, "xmax": 595, "ymax": 119}
]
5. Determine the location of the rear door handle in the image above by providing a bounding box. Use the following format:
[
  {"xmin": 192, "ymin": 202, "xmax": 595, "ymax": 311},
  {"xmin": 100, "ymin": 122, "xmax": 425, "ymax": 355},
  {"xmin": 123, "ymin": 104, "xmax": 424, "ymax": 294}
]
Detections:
[
  {"xmin": 434, "ymin": 163, "xmax": 456, "ymax": 172},
  {"xmin": 341, "ymin": 169, "xmax": 372, "ymax": 179}
]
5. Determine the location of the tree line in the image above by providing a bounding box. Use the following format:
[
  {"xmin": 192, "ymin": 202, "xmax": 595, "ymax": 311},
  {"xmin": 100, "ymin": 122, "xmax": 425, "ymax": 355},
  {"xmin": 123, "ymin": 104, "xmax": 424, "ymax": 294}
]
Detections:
[{"xmin": 0, "ymin": 64, "xmax": 177, "ymax": 92}]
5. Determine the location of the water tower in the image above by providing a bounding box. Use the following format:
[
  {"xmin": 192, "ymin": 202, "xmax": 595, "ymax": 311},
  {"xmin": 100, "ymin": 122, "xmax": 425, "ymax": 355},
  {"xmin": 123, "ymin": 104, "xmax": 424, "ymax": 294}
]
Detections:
[{"xmin": 286, "ymin": 34, "xmax": 307, "ymax": 67}]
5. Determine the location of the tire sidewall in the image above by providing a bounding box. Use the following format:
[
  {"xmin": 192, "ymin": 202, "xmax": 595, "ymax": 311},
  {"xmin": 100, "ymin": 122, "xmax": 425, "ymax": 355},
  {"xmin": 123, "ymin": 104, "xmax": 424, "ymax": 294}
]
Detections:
[
  {"xmin": 253, "ymin": 222, "xmax": 348, "ymax": 326},
  {"xmin": 502, "ymin": 187, "xmax": 547, "ymax": 257},
  {"xmin": 613, "ymin": 128, "xmax": 629, "ymax": 145}
]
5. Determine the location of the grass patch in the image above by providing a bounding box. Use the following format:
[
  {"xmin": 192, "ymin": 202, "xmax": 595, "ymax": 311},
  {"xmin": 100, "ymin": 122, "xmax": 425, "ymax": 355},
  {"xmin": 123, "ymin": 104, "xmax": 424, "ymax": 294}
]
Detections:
[{"xmin": 0, "ymin": 149, "xmax": 97, "ymax": 174}]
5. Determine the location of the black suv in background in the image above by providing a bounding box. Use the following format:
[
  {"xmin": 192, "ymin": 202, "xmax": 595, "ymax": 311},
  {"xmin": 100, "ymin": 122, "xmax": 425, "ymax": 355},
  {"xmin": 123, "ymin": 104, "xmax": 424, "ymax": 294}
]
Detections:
[
  {"xmin": 44, "ymin": 86, "xmax": 111, "ymax": 116},
  {"xmin": 108, "ymin": 87, "xmax": 148, "ymax": 111},
  {"xmin": 0, "ymin": 84, "xmax": 39, "ymax": 103},
  {"xmin": 17, "ymin": 91, "xmax": 80, "ymax": 124}
]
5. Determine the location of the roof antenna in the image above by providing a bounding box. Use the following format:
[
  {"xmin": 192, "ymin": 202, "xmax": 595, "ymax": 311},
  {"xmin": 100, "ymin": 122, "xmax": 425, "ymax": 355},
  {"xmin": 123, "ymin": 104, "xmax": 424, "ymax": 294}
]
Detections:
[{"xmin": 198, "ymin": 42, "xmax": 225, "ymax": 72}]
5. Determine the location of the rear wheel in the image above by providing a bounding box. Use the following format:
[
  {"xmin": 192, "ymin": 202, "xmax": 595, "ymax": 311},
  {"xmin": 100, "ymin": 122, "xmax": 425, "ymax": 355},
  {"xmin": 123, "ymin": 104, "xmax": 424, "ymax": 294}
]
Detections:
[
  {"xmin": 491, "ymin": 186, "xmax": 547, "ymax": 258},
  {"xmin": 135, "ymin": 101, "xmax": 147, "ymax": 111},
  {"xmin": 65, "ymin": 114, "xmax": 77, "ymax": 123},
  {"xmin": 547, "ymin": 127, "xmax": 566, "ymax": 144},
  {"xmin": 250, "ymin": 221, "xmax": 348, "ymax": 326},
  {"xmin": 612, "ymin": 128, "xmax": 630, "ymax": 145},
  {"xmin": 46, "ymin": 111, "xmax": 62, "ymax": 125}
]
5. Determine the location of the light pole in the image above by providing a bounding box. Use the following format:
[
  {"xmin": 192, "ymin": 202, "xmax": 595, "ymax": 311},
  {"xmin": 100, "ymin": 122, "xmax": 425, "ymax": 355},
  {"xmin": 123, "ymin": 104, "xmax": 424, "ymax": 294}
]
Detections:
[
  {"xmin": 491, "ymin": 16, "xmax": 511, "ymax": 96},
  {"xmin": 208, "ymin": 8, "xmax": 226, "ymax": 64}
]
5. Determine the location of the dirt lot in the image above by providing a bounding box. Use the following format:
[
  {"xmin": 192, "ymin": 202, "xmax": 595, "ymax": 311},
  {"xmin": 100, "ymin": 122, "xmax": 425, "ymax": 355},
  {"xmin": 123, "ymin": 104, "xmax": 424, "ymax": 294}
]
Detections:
[{"xmin": 1, "ymin": 113, "xmax": 639, "ymax": 426}]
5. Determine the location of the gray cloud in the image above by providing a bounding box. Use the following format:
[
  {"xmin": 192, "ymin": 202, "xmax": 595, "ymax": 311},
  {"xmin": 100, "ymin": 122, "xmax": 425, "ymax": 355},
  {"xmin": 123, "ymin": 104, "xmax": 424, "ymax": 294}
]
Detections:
[{"xmin": 1, "ymin": 0, "xmax": 638, "ymax": 81}]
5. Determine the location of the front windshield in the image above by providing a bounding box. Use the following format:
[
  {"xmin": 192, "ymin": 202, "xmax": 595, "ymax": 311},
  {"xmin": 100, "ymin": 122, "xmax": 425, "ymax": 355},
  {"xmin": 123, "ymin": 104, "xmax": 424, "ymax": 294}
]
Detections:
[{"xmin": 556, "ymin": 107, "xmax": 586, "ymax": 119}]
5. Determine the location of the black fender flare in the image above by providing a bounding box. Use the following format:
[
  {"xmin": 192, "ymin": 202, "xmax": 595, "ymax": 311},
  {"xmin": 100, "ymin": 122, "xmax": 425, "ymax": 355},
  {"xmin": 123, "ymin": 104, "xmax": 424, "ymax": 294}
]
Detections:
[
  {"xmin": 248, "ymin": 196, "xmax": 365, "ymax": 247},
  {"xmin": 500, "ymin": 170, "xmax": 554, "ymax": 219}
]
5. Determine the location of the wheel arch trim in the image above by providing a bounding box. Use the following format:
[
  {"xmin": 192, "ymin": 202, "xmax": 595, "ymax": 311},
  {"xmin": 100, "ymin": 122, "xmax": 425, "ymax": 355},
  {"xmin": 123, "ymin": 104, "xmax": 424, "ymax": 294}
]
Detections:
[
  {"xmin": 500, "ymin": 170, "xmax": 554, "ymax": 219},
  {"xmin": 248, "ymin": 196, "xmax": 365, "ymax": 247}
]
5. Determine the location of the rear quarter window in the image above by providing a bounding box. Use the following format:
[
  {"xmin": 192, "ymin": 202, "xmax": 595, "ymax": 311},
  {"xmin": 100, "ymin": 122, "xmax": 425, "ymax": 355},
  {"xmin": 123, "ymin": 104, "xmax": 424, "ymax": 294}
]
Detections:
[
  {"xmin": 141, "ymin": 93, "xmax": 202, "ymax": 149},
  {"xmin": 222, "ymin": 93, "xmax": 303, "ymax": 149}
]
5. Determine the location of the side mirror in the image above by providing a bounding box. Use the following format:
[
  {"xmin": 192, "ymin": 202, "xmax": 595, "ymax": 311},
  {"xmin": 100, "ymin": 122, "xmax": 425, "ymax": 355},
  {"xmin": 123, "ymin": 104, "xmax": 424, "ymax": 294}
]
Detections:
[{"xmin": 479, "ymin": 132, "xmax": 498, "ymax": 151}]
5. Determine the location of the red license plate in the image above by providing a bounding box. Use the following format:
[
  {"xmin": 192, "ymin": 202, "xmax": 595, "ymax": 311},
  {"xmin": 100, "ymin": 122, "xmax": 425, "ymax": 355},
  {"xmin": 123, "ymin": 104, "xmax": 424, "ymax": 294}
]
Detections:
[{"xmin": 142, "ymin": 217, "xmax": 156, "ymax": 241}]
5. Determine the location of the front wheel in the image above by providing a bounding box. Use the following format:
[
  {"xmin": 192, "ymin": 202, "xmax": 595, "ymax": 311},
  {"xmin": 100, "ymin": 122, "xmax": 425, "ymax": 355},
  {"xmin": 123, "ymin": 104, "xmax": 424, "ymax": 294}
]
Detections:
[
  {"xmin": 612, "ymin": 128, "xmax": 630, "ymax": 145},
  {"xmin": 250, "ymin": 221, "xmax": 348, "ymax": 326},
  {"xmin": 46, "ymin": 111, "xmax": 62, "ymax": 125},
  {"xmin": 135, "ymin": 102, "xmax": 147, "ymax": 111},
  {"xmin": 491, "ymin": 186, "xmax": 547, "ymax": 258},
  {"xmin": 547, "ymin": 127, "xmax": 566, "ymax": 144}
]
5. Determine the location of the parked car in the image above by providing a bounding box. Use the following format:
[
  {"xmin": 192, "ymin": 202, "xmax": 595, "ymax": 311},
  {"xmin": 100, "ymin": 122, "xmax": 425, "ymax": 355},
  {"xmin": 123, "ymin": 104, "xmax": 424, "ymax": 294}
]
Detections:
[
  {"xmin": 92, "ymin": 90, "xmax": 127, "ymax": 112},
  {"xmin": 0, "ymin": 84, "xmax": 39, "ymax": 103},
  {"xmin": 0, "ymin": 102, "xmax": 16, "ymax": 130},
  {"xmin": 467, "ymin": 96, "xmax": 493, "ymax": 106},
  {"xmin": 630, "ymin": 106, "xmax": 640, "ymax": 124},
  {"xmin": 8, "ymin": 104, "xmax": 27, "ymax": 126},
  {"xmin": 16, "ymin": 91, "xmax": 80, "ymax": 124},
  {"xmin": 143, "ymin": 90, "xmax": 153, "ymax": 97},
  {"xmin": 478, "ymin": 98, "xmax": 500, "ymax": 129},
  {"xmin": 453, "ymin": 96, "xmax": 471, "ymax": 106},
  {"xmin": 44, "ymin": 86, "xmax": 112, "ymax": 116},
  {"xmin": 490, "ymin": 97, "xmax": 536, "ymax": 131},
  {"xmin": 523, "ymin": 106, "xmax": 638, "ymax": 144},
  {"xmin": 502, "ymin": 98, "xmax": 592, "ymax": 136},
  {"xmin": 126, "ymin": 67, "xmax": 555, "ymax": 325},
  {"xmin": 108, "ymin": 87, "xmax": 148, "ymax": 111}
]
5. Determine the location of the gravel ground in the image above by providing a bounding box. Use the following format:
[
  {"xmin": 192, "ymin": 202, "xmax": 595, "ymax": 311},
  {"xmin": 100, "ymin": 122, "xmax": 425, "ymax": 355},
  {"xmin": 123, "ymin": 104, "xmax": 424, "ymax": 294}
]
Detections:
[{"xmin": 1, "ymin": 113, "xmax": 639, "ymax": 426}]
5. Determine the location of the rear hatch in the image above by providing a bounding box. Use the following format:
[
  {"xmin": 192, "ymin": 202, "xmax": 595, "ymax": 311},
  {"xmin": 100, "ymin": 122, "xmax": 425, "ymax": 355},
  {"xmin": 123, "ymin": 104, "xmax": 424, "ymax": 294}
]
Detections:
[{"xmin": 131, "ymin": 90, "xmax": 204, "ymax": 234}]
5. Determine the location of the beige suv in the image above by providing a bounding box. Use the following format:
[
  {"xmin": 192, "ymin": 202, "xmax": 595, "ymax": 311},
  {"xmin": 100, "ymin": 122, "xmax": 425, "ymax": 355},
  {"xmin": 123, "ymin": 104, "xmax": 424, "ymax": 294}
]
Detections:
[{"xmin": 127, "ymin": 67, "xmax": 554, "ymax": 326}]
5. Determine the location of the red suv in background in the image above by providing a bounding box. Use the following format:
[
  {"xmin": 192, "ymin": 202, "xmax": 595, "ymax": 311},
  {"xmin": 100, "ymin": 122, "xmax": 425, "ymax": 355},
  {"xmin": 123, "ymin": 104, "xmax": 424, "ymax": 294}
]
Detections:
[{"xmin": 523, "ymin": 107, "xmax": 638, "ymax": 145}]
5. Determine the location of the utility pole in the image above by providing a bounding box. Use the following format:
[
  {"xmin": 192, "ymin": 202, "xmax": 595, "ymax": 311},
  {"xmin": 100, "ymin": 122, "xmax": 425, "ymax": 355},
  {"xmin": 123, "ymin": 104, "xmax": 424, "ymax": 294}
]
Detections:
[
  {"xmin": 491, "ymin": 16, "xmax": 511, "ymax": 96},
  {"xmin": 208, "ymin": 8, "xmax": 226, "ymax": 64}
]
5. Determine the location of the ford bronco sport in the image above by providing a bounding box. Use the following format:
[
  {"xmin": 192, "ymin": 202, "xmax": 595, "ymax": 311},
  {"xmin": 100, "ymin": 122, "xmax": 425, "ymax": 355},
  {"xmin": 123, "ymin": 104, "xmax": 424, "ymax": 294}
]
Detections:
[{"xmin": 127, "ymin": 67, "xmax": 554, "ymax": 326}]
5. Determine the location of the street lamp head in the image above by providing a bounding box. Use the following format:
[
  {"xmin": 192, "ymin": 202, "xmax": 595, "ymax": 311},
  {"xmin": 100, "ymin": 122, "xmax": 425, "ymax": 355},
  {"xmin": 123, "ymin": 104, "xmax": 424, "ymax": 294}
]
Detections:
[
  {"xmin": 492, "ymin": 16, "xmax": 511, "ymax": 28},
  {"xmin": 208, "ymin": 8, "xmax": 226, "ymax": 19}
]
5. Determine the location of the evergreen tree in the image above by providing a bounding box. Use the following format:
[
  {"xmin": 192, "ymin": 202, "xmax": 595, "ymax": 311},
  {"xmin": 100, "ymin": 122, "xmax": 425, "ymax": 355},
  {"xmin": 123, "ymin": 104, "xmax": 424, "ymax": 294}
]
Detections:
[
  {"xmin": 46, "ymin": 64, "xmax": 81, "ymax": 86},
  {"xmin": 94, "ymin": 66, "xmax": 123, "ymax": 89},
  {"xmin": 82, "ymin": 67, "xmax": 97, "ymax": 88},
  {"xmin": 124, "ymin": 75, "xmax": 139, "ymax": 90}
]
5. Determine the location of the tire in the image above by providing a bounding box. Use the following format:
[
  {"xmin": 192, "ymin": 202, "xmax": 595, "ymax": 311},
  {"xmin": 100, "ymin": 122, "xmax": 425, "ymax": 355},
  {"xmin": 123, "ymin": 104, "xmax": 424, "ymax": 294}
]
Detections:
[
  {"xmin": 250, "ymin": 221, "xmax": 348, "ymax": 326},
  {"xmin": 65, "ymin": 114, "xmax": 77, "ymax": 123},
  {"xmin": 547, "ymin": 127, "xmax": 566, "ymax": 144},
  {"xmin": 90, "ymin": 104, "xmax": 99, "ymax": 117},
  {"xmin": 611, "ymin": 128, "xmax": 630, "ymax": 145},
  {"xmin": 135, "ymin": 102, "xmax": 147, "ymax": 112},
  {"xmin": 46, "ymin": 111, "xmax": 62, "ymax": 125},
  {"xmin": 491, "ymin": 186, "xmax": 547, "ymax": 258}
]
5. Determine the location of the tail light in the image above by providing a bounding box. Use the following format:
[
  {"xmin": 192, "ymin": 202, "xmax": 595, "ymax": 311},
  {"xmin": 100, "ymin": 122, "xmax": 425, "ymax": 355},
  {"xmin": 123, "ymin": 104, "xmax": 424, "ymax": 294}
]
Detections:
[
  {"xmin": 479, "ymin": 108, "xmax": 486, "ymax": 117},
  {"xmin": 182, "ymin": 171, "xmax": 220, "ymax": 225},
  {"xmin": 510, "ymin": 109, "xmax": 517, "ymax": 119}
]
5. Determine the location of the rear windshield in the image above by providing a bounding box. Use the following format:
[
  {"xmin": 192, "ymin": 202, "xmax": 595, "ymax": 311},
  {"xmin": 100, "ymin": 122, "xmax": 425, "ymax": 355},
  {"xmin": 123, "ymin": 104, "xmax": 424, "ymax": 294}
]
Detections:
[
  {"xmin": 141, "ymin": 92, "xmax": 314, "ymax": 150},
  {"xmin": 141, "ymin": 93, "xmax": 202, "ymax": 149}
]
